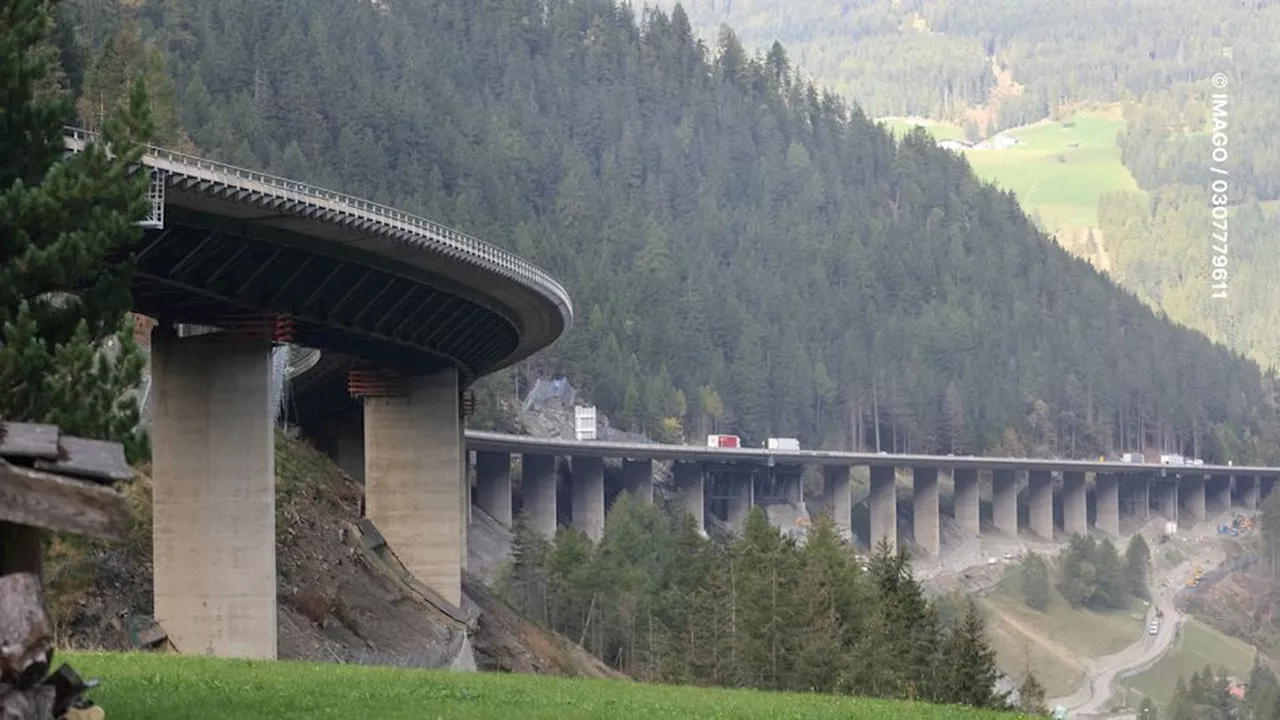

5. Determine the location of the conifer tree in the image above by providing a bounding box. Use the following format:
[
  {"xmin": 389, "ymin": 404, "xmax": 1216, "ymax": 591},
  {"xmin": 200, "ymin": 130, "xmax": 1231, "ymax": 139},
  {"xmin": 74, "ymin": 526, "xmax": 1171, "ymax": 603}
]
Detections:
[
  {"xmin": 1022, "ymin": 551, "xmax": 1052, "ymax": 611},
  {"xmin": 1017, "ymin": 670, "xmax": 1049, "ymax": 715},
  {"xmin": 1125, "ymin": 533, "xmax": 1152, "ymax": 598},
  {"xmin": 938, "ymin": 599, "xmax": 1010, "ymax": 709},
  {"xmin": 1, "ymin": 0, "xmax": 152, "ymax": 459}
]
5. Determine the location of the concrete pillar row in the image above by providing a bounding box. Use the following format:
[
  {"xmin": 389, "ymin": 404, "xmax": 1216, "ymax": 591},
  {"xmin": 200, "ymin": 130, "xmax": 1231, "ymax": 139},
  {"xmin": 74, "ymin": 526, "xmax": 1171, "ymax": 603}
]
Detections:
[
  {"xmin": 521, "ymin": 453, "xmax": 558, "ymax": 539},
  {"xmin": 673, "ymin": 462, "xmax": 705, "ymax": 535},
  {"xmin": 1063, "ymin": 471, "xmax": 1087, "ymax": 537},
  {"xmin": 1095, "ymin": 474, "xmax": 1120, "ymax": 536},
  {"xmin": 992, "ymin": 469, "xmax": 1017, "ymax": 536},
  {"xmin": 912, "ymin": 467, "xmax": 939, "ymax": 555},
  {"xmin": 475, "ymin": 451, "xmax": 512, "ymax": 526},
  {"xmin": 869, "ymin": 465, "xmax": 897, "ymax": 552},
  {"xmin": 952, "ymin": 468, "xmax": 980, "ymax": 538},
  {"xmin": 621, "ymin": 459, "xmax": 654, "ymax": 504},
  {"xmin": 151, "ymin": 329, "xmax": 277, "ymax": 659},
  {"xmin": 363, "ymin": 369, "xmax": 464, "ymax": 607},
  {"xmin": 1180, "ymin": 475, "xmax": 1206, "ymax": 527},
  {"xmin": 571, "ymin": 456, "xmax": 605, "ymax": 542},
  {"xmin": 822, "ymin": 465, "xmax": 852, "ymax": 533},
  {"xmin": 1028, "ymin": 470, "xmax": 1053, "ymax": 540}
]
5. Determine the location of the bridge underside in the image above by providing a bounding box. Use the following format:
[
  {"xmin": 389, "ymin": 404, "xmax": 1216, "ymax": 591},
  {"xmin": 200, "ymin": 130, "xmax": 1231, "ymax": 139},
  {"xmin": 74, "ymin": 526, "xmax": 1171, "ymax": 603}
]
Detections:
[{"xmin": 127, "ymin": 206, "xmax": 521, "ymax": 380}]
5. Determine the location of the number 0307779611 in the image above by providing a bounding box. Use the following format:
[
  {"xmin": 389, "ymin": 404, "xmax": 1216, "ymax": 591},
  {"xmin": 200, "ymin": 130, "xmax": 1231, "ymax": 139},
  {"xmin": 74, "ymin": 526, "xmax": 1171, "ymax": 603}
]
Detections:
[{"xmin": 1210, "ymin": 178, "xmax": 1228, "ymax": 300}]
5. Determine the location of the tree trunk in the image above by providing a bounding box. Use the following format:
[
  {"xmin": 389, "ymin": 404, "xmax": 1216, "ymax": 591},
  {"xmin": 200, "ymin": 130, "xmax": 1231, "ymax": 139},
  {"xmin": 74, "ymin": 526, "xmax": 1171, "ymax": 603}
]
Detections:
[{"xmin": 0, "ymin": 522, "xmax": 56, "ymax": 719}]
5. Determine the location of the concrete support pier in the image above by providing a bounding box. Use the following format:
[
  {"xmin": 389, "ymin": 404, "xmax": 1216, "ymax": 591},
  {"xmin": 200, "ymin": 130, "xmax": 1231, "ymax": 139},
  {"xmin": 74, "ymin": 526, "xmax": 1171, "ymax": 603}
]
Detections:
[
  {"xmin": 364, "ymin": 369, "xmax": 464, "ymax": 607},
  {"xmin": 673, "ymin": 462, "xmax": 705, "ymax": 534},
  {"xmin": 1156, "ymin": 480, "xmax": 1178, "ymax": 522},
  {"xmin": 1206, "ymin": 475, "xmax": 1231, "ymax": 515},
  {"xmin": 823, "ymin": 465, "xmax": 852, "ymax": 532},
  {"xmin": 912, "ymin": 467, "xmax": 939, "ymax": 555},
  {"xmin": 521, "ymin": 453, "xmax": 558, "ymax": 539},
  {"xmin": 952, "ymin": 468, "xmax": 979, "ymax": 538},
  {"xmin": 571, "ymin": 456, "xmax": 605, "ymax": 542},
  {"xmin": 475, "ymin": 451, "xmax": 512, "ymax": 525},
  {"xmin": 992, "ymin": 469, "xmax": 1017, "ymax": 536},
  {"xmin": 1095, "ymin": 474, "xmax": 1119, "ymax": 536},
  {"xmin": 1028, "ymin": 470, "xmax": 1053, "ymax": 540},
  {"xmin": 621, "ymin": 459, "xmax": 654, "ymax": 504},
  {"xmin": 869, "ymin": 466, "xmax": 897, "ymax": 551},
  {"xmin": 1063, "ymin": 471, "xmax": 1087, "ymax": 537},
  {"xmin": 1180, "ymin": 475, "xmax": 1206, "ymax": 526},
  {"xmin": 1235, "ymin": 475, "xmax": 1259, "ymax": 511},
  {"xmin": 726, "ymin": 475, "xmax": 754, "ymax": 529},
  {"xmin": 151, "ymin": 330, "xmax": 277, "ymax": 659},
  {"xmin": 334, "ymin": 424, "xmax": 365, "ymax": 483}
]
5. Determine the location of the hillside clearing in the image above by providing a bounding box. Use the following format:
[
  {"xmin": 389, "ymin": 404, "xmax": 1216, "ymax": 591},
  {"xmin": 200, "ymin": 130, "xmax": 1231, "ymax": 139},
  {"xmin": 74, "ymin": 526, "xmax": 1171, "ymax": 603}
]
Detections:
[{"xmin": 63, "ymin": 652, "xmax": 1027, "ymax": 720}]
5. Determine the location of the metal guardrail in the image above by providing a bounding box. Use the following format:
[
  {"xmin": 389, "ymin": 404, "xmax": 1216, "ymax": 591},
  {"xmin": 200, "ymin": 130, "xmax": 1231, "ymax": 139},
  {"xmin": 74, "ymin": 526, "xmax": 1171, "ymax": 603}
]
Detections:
[{"xmin": 61, "ymin": 127, "xmax": 574, "ymax": 329}]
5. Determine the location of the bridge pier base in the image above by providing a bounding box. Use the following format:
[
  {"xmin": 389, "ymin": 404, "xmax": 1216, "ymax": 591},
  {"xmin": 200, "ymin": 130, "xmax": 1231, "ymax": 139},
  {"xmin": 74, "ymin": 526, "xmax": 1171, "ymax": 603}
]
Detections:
[
  {"xmin": 363, "ymin": 369, "xmax": 464, "ymax": 606},
  {"xmin": 1028, "ymin": 470, "xmax": 1053, "ymax": 540},
  {"xmin": 1180, "ymin": 475, "xmax": 1205, "ymax": 528},
  {"xmin": 673, "ymin": 462, "xmax": 705, "ymax": 535},
  {"xmin": 521, "ymin": 454, "xmax": 557, "ymax": 539},
  {"xmin": 952, "ymin": 468, "xmax": 979, "ymax": 538},
  {"xmin": 621, "ymin": 459, "xmax": 653, "ymax": 504},
  {"xmin": 475, "ymin": 451, "xmax": 512, "ymax": 525},
  {"xmin": 571, "ymin": 456, "xmax": 605, "ymax": 542},
  {"xmin": 992, "ymin": 469, "xmax": 1017, "ymax": 536},
  {"xmin": 912, "ymin": 467, "xmax": 939, "ymax": 555},
  {"xmin": 1063, "ymin": 471, "xmax": 1086, "ymax": 537},
  {"xmin": 150, "ymin": 329, "xmax": 277, "ymax": 659},
  {"xmin": 1095, "ymin": 474, "xmax": 1119, "ymax": 536},
  {"xmin": 869, "ymin": 466, "xmax": 896, "ymax": 552},
  {"xmin": 822, "ymin": 465, "xmax": 852, "ymax": 534}
]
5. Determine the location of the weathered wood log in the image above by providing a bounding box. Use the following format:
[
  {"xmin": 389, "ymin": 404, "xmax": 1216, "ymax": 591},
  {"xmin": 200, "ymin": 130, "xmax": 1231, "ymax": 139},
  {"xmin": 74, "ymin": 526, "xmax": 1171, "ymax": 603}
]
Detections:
[
  {"xmin": 0, "ymin": 573, "xmax": 52, "ymax": 690},
  {"xmin": 0, "ymin": 463, "xmax": 130, "ymax": 542}
]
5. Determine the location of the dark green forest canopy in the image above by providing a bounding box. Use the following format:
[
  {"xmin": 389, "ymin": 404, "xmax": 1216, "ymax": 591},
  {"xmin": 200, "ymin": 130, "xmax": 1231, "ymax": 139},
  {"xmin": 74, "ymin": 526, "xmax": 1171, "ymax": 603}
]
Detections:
[{"xmin": 55, "ymin": 0, "xmax": 1280, "ymax": 462}]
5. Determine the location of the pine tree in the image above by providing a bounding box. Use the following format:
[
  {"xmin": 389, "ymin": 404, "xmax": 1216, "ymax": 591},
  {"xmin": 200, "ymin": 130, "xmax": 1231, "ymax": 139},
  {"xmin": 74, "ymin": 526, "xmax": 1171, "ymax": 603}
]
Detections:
[
  {"xmin": 938, "ymin": 599, "xmax": 1010, "ymax": 709},
  {"xmin": 1017, "ymin": 670, "xmax": 1049, "ymax": 715},
  {"xmin": 1125, "ymin": 533, "xmax": 1152, "ymax": 599},
  {"xmin": 1022, "ymin": 551, "xmax": 1052, "ymax": 611},
  {"xmin": 1, "ymin": 0, "xmax": 153, "ymax": 459},
  {"xmin": 1137, "ymin": 696, "xmax": 1158, "ymax": 720}
]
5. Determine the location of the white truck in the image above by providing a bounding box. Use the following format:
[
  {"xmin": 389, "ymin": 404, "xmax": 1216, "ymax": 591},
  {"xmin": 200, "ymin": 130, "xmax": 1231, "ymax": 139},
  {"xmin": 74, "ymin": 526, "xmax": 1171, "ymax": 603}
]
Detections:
[{"xmin": 765, "ymin": 437, "xmax": 800, "ymax": 450}]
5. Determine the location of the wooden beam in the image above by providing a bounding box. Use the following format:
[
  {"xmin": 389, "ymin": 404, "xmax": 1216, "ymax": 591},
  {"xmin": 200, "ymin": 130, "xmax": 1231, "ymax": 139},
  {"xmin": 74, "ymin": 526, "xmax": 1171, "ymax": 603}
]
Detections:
[
  {"xmin": 0, "ymin": 423, "xmax": 60, "ymax": 461},
  {"xmin": 0, "ymin": 463, "xmax": 131, "ymax": 542}
]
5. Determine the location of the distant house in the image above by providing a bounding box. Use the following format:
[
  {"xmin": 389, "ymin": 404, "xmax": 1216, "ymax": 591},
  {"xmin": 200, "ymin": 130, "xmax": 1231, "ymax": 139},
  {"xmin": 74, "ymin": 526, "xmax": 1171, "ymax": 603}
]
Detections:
[
  {"xmin": 937, "ymin": 139, "xmax": 973, "ymax": 151},
  {"xmin": 1228, "ymin": 682, "xmax": 1248, "ymax": 700}
]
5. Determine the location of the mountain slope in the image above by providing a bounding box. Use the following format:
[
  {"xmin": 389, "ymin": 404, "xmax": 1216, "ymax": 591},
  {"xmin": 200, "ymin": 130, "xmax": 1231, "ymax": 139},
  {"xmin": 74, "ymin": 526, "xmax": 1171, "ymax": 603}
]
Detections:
[{"xmin": 54, "ymin": 0, "xmax": 1280, "ymax": 461}]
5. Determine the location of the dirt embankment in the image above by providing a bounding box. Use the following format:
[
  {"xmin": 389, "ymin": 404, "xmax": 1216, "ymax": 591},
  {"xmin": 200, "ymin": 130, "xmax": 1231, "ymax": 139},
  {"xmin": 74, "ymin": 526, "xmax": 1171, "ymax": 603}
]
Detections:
[{"xmin": 46, "ymin": 432, "xmax": 616, "ymax": 679}]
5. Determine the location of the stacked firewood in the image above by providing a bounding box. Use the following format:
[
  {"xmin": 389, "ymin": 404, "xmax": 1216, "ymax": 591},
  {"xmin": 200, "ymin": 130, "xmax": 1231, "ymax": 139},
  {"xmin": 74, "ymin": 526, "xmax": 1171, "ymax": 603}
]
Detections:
[{"xmin": 0, "ymin": 421, "xmax": 133, "ymax": 719}]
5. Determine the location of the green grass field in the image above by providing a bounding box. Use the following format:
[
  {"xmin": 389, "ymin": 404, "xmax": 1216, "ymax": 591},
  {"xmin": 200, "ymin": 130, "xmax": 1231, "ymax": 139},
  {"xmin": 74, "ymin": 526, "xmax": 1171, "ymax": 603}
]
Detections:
[
  {"xmin": 877, "ymin": 111, "xmax": 1142, "ymax": 240},
  {"xmin": 1117, "ymin": 619, "xmax": 1256, "ymax": 714},
  {"xmin": 63, "ymin": 652, "xmax": 1029, "ymax": 720}
]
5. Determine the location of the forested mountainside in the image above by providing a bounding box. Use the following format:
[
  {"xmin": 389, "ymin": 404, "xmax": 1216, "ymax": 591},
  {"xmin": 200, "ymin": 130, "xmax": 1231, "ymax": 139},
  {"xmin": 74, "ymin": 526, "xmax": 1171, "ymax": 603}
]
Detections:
[
  {"xmin": 653, "ymin": 0, "xmax": 1280, "ymax": 376},
  {"xmin": 54, "ymin": 0, "xmax": 1280, "ymax": 462}
]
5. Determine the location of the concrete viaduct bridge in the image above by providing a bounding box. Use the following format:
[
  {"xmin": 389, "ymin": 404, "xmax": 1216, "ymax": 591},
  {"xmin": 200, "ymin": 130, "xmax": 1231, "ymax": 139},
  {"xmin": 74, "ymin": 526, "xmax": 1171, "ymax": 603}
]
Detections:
[
  {"xmin": 456, "ymin": 432, "xmax": 1279, "ymax": 552},
  {"xmin": 63, "ymin": 129, "xmax": 573, "ymax": 661}
]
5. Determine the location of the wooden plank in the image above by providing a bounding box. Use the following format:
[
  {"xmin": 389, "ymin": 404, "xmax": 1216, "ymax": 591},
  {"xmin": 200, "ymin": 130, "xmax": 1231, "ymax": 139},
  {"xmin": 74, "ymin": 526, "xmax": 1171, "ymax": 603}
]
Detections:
[
  {"xmin": 0, "ymin": 463, "xmax": 131, "ymax": 542},
  {"xmin": 33, "ymin": 436, "xmax": 132, "ymax": 484},
  {"xmin": 0, "ymin": 423, "xmax": 60, "ymax": 461}
]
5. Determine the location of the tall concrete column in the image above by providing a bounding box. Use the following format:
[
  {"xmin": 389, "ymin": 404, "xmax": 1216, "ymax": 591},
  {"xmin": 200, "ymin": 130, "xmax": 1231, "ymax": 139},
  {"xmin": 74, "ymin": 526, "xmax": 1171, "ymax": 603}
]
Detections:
[
  {"xmin": 571, "ymin": 456, "xmax": 605, "ymax": 542},
  {"xmin": 870, "ymin": 465, "xmax": 897, "ymax": 552},
  {"xmin": 952, "ymin": 468, "xmax": 979, "ymax": 538},
  {"xmin": 673, "ymin": 462, "xmax": 705, "ymax": 534},
  {"xmin": 151, "ymin": 331, "xmax": 277, "ymax": 659},
  {"xmin": 1063, "ymin": 471, "xmax": 1087, "ymax": 537},
  {"xmin": 1156, "ymin": 480, "xmax": 1178, "ymax": 523},
  {"xmin": 1207, "ymin": 475, "xmax": 1231, "ymax": 515},
  {"xmin": 992, "ymin": 469, "xmax": 1017, "ymax": 536},
  {"xmin": 1236, "ymin": 475, "xmax": 1258, "ymax": 511},
  {"xmin": 726, "ymin": 474, "xmax": 754, "ymax": 529},
  {"xmin": 364, "ymin": 369, "xmax": 464, "ymax": 606},
  {"xmin": 823, "ymin": 465, "xmax": 852, "ymax": 532},
  {"xmin": 1028, "ymin": 470, "xmax": 1053, "ymax": 540},
  {"xmin": 1263, "ymin": 477, "xmax": 1277, "ymax": 505},
  {"xmin": 1180, "ymin": 474, "xmax": 1205, "ymax": 526},
  {"xmin": 622, "ymin": 459, "xmax": 653, "ymax": 504},
  {"xmin": 475, "ymin": 451, "xmax": 512, "ymax": 525},
  {"xmin": 521, "ymin": 454, "xmax": 557, "ymax": 539},
  {"xmin": 1095, "ymin": 474, "xmax": 1119, "ymax": 536},
  {"xmin": 912, "ymin": 467, "xmax": 939, "ymax": 555}
]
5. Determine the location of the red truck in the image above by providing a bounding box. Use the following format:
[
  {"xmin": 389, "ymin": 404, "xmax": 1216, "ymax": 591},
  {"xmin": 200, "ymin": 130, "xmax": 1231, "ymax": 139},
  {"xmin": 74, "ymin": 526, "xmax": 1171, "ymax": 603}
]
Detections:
[{"xmin": 706, "ymin": 434, "xmax": 741, "ymax": 448}]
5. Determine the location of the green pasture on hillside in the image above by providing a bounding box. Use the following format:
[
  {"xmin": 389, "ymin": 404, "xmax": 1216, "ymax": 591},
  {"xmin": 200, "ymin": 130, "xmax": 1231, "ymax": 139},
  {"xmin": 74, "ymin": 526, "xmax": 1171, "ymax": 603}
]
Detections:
[
  {"xmin": 1117, "ymin": 619, "xmax": 1256, "ymax": 713},
  {"xmin": 63, "ymin": 651, "xmax": 1030, "ymax": 719}
]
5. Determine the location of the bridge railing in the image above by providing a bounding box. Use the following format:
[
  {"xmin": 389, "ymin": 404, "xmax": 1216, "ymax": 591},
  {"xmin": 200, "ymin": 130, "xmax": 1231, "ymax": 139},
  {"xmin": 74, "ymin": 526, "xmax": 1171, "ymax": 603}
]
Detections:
[{"xmin": 62, "ymin": 127, "xmax": 574, "ymax": 326}]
